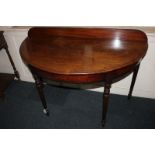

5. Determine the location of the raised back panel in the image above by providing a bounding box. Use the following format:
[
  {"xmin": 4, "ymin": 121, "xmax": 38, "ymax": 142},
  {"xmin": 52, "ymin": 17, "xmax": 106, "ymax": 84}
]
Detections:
[{"xmin": 28, "ymin": 27, "xmax": 147, "ymax": 42}]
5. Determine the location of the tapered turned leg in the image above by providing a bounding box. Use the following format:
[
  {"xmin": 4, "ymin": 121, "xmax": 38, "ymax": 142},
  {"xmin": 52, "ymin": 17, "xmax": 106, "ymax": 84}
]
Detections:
[
  {"xmin": 128, "ymin": 64, "xmax": 140, "ymax": 100},
  {"xmin": 33, "ymin": 74, "xmax": 49, "ymax": 116},
  {"xmin": 102, "ymin": 83, "xmax": 111, "ymax": 127}
]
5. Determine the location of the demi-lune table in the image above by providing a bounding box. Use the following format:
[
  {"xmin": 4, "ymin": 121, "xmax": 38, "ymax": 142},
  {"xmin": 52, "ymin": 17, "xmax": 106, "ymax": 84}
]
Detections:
[{"xmin": 20, "ymin": 27, "xmax": 148, "ymax": 126}]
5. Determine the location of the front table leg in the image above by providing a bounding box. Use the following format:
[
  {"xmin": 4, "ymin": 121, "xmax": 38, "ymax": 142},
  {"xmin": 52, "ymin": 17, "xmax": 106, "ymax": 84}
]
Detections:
[
  {"xmin": 102, "ymin": 83, "xmax": 111, "ymax": 127},
  {"xmin": 33, "ymin": 74, "xmax": 49, "ymax": 116}
]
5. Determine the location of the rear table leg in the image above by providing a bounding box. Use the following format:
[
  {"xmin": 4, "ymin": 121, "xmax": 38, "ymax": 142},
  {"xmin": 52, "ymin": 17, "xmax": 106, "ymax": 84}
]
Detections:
[{"xmin": 128, "ymin": 64, "xmax": 140, "ymax": 100}]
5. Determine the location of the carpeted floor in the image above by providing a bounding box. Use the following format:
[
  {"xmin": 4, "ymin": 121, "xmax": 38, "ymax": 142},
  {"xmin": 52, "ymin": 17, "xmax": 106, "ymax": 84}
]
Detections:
[{"xmin": 0, "ymin": 80, "xmax": 155, "ymax": 129}]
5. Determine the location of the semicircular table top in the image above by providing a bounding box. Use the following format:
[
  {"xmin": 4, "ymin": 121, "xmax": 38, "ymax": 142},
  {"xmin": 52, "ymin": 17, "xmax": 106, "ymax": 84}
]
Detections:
[
  {"xmin": 19, "ymin": 27, "xmax": 148, "ymax": 126},
  {"xmin": 20, "ymin": 27, "xmax": 148, "ymax": 76}
]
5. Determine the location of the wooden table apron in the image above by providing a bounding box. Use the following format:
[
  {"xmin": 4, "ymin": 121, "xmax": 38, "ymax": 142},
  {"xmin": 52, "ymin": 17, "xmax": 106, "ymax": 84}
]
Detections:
[{"xmin": 20, "ymin": 27, "xmax": 148, "ymax": 127}]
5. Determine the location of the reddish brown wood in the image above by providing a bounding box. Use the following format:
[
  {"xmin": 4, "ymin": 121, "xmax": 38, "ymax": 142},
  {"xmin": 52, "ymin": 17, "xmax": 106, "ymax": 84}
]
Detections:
[
  {"xmin": 20, "ymin": 27, "xmax": 148, "ymax": 127},
  {"xmin": 21, "ymin": 28, "xmax": 147, "ymax": 81}
]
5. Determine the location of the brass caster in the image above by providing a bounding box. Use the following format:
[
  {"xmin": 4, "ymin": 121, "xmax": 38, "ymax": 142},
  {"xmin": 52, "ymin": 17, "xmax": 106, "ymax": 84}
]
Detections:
[{"xmin": 43, "ymin": 109, "xmax": 49, "ymax": 116}]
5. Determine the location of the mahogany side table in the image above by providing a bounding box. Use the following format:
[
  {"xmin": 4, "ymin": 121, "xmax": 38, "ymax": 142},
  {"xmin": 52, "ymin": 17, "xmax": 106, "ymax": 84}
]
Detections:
[{"xmin": 20, "ymin": 27, "xmax": 148, "ymax": 126}]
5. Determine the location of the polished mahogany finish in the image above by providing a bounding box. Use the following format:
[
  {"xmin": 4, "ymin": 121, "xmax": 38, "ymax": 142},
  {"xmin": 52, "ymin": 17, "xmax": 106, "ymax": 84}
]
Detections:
[{"xmin": 20, "ymin": 27, "xmax": 148, "ymax": 127}]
